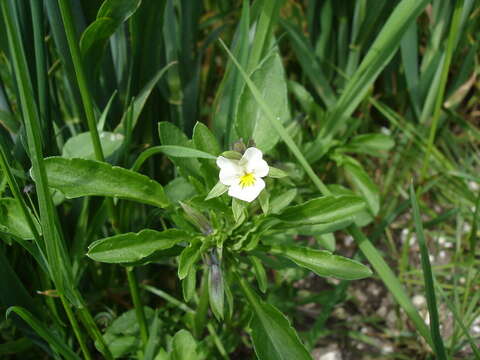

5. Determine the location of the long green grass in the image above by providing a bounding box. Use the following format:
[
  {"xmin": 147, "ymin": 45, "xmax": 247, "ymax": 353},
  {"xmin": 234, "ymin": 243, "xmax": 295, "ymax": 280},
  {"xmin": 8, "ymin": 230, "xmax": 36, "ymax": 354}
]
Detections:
[{"xmin": 0, "ymin": 0, "xmax": 479, "ymax": 359}]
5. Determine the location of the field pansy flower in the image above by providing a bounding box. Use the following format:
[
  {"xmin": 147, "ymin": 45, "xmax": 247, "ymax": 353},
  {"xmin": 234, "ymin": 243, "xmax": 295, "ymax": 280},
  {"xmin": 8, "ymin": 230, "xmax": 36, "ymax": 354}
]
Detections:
[{"xmin": 216, "ymin": 147, "xmax": 269, "ymax": 202}]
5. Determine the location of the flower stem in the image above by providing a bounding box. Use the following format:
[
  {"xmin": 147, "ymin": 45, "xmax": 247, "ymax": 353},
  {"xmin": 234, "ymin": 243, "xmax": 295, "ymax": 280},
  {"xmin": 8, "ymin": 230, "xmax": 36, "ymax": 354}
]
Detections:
[
  {"xmin": 126, "ymin": 267, "xmax": 149, "ymax": 346},
  {"xmin": 60, "ymin": 296, "xmax": 92, "ymax": 360}
]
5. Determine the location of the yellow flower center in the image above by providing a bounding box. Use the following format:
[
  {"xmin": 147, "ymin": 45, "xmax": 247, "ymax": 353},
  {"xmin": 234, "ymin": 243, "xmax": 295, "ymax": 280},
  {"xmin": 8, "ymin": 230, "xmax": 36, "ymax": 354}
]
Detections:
[{"xmin": 239, "ymin": 172, "xmax": 255, "ymax": 188}]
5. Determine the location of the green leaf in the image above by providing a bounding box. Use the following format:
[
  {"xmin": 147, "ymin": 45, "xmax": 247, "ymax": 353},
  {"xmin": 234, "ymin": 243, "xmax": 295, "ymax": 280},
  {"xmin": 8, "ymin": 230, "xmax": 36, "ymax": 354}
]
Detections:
[
  {"xmin": 258, "ymin": 190, "xmax": 269, "ymax": 214},
  {"xmin": 205, "ymin": 181, "xmax": 228, "ymax": 200},
  {"xmin": 182, "ymin": 265, "xmax": 197, "ymax": 303},
  {"xmin": 270, "ymin": 245, "xmax": 372, "ymax": 280},
  {"xmin": 158, "ymin": 122, "xmax": 202, "ymax": 179},
  {"xmin": 102, "ymin": 307, "xmax": 155, "ymax": 358},
  {"xmin": 80, "ymin": 0, "xmax": 141, "ymax": 73},
  {"xmin": 43, "ymin": 157, "xmax": 169, "ymax": 208},
  {"xmin": 87, "ymin": 229, "xmax": 188, "ymax": 263},
  {"xmin": 270, "ymin": 189, "xmax": 297, "ymax": 214},
  {"xmin": 62, "ymin": 132, "xmax": 124, "ymax": 160},
  {"xmin": 337, "ymin": 133, "xmax": 395, "ymax": 156},
  {"xmin": 237, "ymin": 276, "xmax": 312, "ymax": 360},
  {"xmin": 249, "ymin": 255, "xmax": 268, "ymax": 293},
  {"xmin": 267, "ymin": 166, "xmax": 288, "ymax": 178},
  {"xmin": 342, "ymin": 157, "xmax": 380, "ymax": 215},
  {"xmin": 192, "ymin": 122, "xmax": 221, "ymax": 155},
  {"xmin": 153, "ymin": 145, "xmax": 217, "ymax": 160},
  {"xmin": 178, "ymin": 241, "xmax": 202, "ymax": 280},
  {"xmin": 165, "ymin": 177, "xmax": 197, "ymax": 203},
  {"xmin": 232, "ymin": 198, "xmax": 246, "ymax": 224},
  {"xmin": 278, "ymin": 195, "xmax": 366, "ymax": 224},
  {"xmin": 316, "ymin": 233, "xmax": 336, "ymax": 252},
  {"xmin": 171, "ymin": 330, "xmax": 198, "ymax": 360},
  {"xmin": 212, "ymin": 0, "xmax": 250, "ymax": 144},
  {"xmin": 235, "ymin": 49, "xmax": 290, "ymax": 152},
  {"xmin": 0, "ymin": 198, "xmax": 40, "ymax": 240}
]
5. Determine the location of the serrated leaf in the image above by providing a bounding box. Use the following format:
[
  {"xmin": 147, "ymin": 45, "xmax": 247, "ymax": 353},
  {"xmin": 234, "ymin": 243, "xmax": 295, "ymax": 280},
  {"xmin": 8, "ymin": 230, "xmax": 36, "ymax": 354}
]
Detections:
[
  {"xmin": 87, "ymin": 229, "xmax": 188, "ymax": 263},
  {"xmin": 278, "ymin": 195, "xmax": 365, "ymax": 224},
  {"xmin": 42, "ymin": 157, "xmax": 169, "ymax": 208},
  {"xmin": 270, "ymin": 245, "xmax": 372, "ymax": 280}
]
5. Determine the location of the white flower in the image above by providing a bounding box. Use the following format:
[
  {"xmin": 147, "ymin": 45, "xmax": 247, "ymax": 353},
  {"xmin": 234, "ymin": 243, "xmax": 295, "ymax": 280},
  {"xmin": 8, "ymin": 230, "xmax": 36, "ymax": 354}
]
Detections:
[{"xmin": 216, "ymin": 147, "xmax": 269, "ymax": 202}]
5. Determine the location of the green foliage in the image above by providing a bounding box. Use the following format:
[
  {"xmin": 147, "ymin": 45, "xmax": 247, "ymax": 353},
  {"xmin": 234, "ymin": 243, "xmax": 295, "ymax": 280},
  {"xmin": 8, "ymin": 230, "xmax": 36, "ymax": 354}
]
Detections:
[
  {"xmin": 0, "ymin": 0, "xmax": 478, "ymax": 358},
  {"xmin": 270, "ymin": 245, "xmax": 372, "ymax": 280},
  {"xmin": 88, "ymin": 229, "xmax": 189, "ymax": 264},
  {"xmin": 43, "ymin": 157, "xmax": 170, "ymax": 208}
]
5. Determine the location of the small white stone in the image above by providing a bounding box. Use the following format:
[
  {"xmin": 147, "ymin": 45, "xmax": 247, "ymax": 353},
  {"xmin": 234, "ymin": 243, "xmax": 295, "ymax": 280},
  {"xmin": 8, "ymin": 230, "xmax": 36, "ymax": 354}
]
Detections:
[
  {"xmin": 344, "ymin": 235, "xmax": 353, "ymax": 246},
  {"xmin": 319, "ymin": 351, "xmax": 342, "ymax": 360},
  {"xmin": 463, "ymin": 223, "xmax": 472, "ymax": 233},
  {"xmin": 468, "ymin": 181, "xmax": 479, "ymax": 191},
  {"xmin": 382, "ymin": 345, "xmax": 394, "ymax": 354},
  {"xmin": 401, "ymin": 229, "xmax": 409, "ymax": 243},
  {"xmin": 410, "ymin": 234, "xmax": 417, "ymax": 245},
  {"xmin": 413, "ymin": 295, "xmax": 426, "ymax": 307}
]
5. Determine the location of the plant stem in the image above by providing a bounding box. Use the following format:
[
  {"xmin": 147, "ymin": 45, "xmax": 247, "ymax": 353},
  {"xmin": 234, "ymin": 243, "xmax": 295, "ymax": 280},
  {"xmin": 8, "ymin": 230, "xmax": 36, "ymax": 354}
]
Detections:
[
  {"xmin": 60, "ymin": 296, "xmax": 92, "ymax": 360},
  {"xmin": 126, "ymin": 267, "xmax": 149, "ymax": 346},
  {"xmin": 56, "ymin": 0, "xmax": 105, "ymax": 161}
]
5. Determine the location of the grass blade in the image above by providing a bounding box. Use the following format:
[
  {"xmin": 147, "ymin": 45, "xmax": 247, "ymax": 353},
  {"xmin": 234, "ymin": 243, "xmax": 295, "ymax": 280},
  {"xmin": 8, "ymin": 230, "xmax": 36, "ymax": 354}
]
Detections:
[
  {"xmin": 410, "ymin": 184, "xmax": 447, "ymax": 359},
  {"xmin": 6, "ymin": 307, "xmax": 80, "ymax": 360}
]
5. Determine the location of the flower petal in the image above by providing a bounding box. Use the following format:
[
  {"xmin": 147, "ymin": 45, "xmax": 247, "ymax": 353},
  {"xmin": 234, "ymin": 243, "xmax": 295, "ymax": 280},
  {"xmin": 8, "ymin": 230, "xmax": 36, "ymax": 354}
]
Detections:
[
  {"xmin": 242, "ymin": 147, "xmax": 269, "ymax": 177},
  {"xmin": 250, "ymin": 159, "xmax": 269, "ymax": 177},
  {"xmin": 242, "ymin": 147, "xmax": 263, "ymax": 163},
  {"xmin": 217, "ymin": 156, "xmax": 242, "ymax": 186},
  {"xmin": 228, "ymin": 178, "xmax": 265, "ymax": 202}
]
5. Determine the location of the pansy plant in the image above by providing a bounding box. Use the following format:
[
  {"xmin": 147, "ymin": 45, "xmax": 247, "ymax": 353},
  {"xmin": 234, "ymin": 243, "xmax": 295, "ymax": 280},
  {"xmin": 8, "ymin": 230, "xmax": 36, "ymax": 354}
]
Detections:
[{"xmin": 82, "ymin": 122, "xmax": 372, "ymax": 360}]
